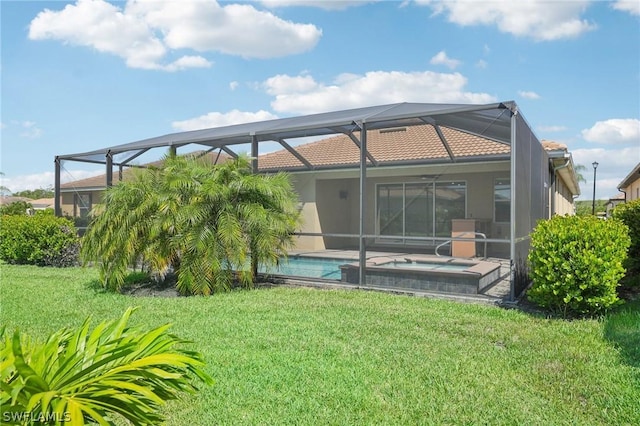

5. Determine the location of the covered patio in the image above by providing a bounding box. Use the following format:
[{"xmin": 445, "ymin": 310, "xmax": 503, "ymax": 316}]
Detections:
[{"xmin": 55, "ymin": 101, "xmax": 550, "ymax": 301}]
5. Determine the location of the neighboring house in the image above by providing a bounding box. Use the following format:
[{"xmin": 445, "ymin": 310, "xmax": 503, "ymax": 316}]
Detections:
[
  {"xmin": 541, "ymin": 140, "xmax": 581, "ymax": 216},
  {"xmin": 0, "ymin": 196, "xmax": 31, "ymax": 206},
  {"xmin": 30, "ymin": 197, "xmax": 55, "ymax": 211},
  {"xmin": 54, "ymin": 101, "xmax": 582, "ymax": 298},
  {"xmin": 618, "ymin": 162, "xmax": 640, "ymax": 202},
  {"xmin": 605, "ymin": 193, "xmax": 626, "ymax": 217},
  {"xmin": 59, "ymin": 152, "xmax": 229, "ymax": 219}
]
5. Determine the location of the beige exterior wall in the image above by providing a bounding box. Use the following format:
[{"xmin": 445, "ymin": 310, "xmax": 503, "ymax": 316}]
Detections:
[
  {"xmin": 292, "ymin": 161, "xmax": 513, "ymax": 252},
  {"xmin": 60, "ymin": 190, "xmax": 103, "ymax": 218},
  {"xmin": 552, "ymin": 177, "xmax": 576, "ymax": 216},
  {"xmin": 623, "ymin": 176, "xmax": 640, "ymax": 201}
]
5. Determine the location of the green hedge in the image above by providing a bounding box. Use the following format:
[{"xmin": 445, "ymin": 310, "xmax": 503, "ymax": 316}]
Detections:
[
  {"xmin": 0, "ymin": 212, "xmax": 79, "ymax": 267},
  {"xmin": 527, "ymin": 215, "xmax": 630, "ymax": 316},
  {"xmin": 612, "ymin": 199, "xmax": 640, "ymax": 283}
]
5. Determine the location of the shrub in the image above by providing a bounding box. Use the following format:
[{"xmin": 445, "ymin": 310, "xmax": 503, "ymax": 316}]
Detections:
[
  {"xmin": 0, "ymin": 212, "xmax": 79, "ymax": 267},
  {"xmin": 527, "ymin": 215, "xmax": 630, "ymax": 317},
  {"xmin": 0, "ymin": 307, "xmax": 213, "ymax": 425},
  {"xmin": 0, "ymin": 201, "xmax": 32, "ymax": 216},
  {"xmin": 81, "ymin": 155, "xmax": 301, "ymax": 295},
  {"xmin": 612, "ymin": 199, "xmax": 640, "ymax": 283}
]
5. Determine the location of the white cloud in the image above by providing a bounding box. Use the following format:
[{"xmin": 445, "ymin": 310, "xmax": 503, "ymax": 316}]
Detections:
[
  {"xmin": 537, "ymin": 125, "xmax": 567, "ymax": 132},
  {"xmin": 475, "ymin": 59, "xmax": 488, "ymax": 69},
  {"xmin": 260, "ymin": 1, "xmax": 377, "ymax": 10},
  {"xmin": 19, "ymin": 121, "xmax": 43, "ymax": 139},
  {"xmin": 229, "ymin": 81, "xmax": 239, "ymax": 91},
  {"xmin": 172, "ymin": 110, "xmax": 279, "ymax": 131},
  {"xmin": 163, "ymin": 56, "xmax": 212, "ymax": 72},
  {"xmin": 2, "ymin": 169, "xmax": 104, "ymax": 193},
  {"xmin": 264, "ymin": 70, "xmax": 497, "ymax": 115},
  {"xmin": 28, "ymin": 0, "xmax": 321, "ymax": 70},
  {"xmin": 263, "ymin": 74, "xmax": 319, "ymax": 95},
  {"xmin": 581, "ymin": 118, "xmax": 640, "ymax": 144},
  {"xmin": 518, "ymin": 90, "xmax": 540, "ymax": 100},
  {"xmin": 416, "ymin": 0, "xmax": 596, "ymax": 41},
  {"xmin": 571, "ymin": 146, "xmax": 640, "ymax": 199},
  {"xmin": 429, "ymin": 50, "xmax": 461, "ymax": 69},
  {"xmin": 612, "ymin": 0, "xmax": 640, "ymax": 16}
]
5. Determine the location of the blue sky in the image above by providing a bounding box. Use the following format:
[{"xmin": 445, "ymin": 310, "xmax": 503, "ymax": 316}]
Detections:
[{"xmin": 1, "ymin": 0, "xmax": 639, "ymax": 200}]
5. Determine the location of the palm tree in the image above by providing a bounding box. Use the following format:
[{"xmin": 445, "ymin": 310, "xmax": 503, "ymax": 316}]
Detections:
[
  {"xmin": 574, "ymin": 163, "xmax": 587, "ymax": 184},
  {"xmin": 81, "ymin": 154, "xmax": 301, "ymax": 295}
]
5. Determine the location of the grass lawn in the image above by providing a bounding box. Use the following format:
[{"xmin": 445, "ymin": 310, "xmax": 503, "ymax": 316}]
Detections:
[{"xmin": 1, "ymin": 264, "xmax": 639, "ymax": 425}]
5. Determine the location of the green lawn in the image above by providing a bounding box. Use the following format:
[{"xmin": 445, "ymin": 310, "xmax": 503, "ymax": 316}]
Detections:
[{"xmin": 1, "ymin": 264, "xmax": 639, "ymax": 425}]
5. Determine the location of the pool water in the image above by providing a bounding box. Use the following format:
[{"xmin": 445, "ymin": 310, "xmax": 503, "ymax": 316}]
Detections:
[{"xmin": 260, "ymin": 257, "xmax": 349, "ymax": 280}]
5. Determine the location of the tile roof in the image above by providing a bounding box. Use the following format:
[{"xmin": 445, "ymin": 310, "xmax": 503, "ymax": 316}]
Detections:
[
  {"xmin": 541, "ymin": 140, "xmax": 568, "ymax": 152},
  {"xmin": 258, "ymin": 124, "xmax": 510, "ymax": 171},
  {"xmin": 60, "ymin": 151, "xmax": 230, "ymax": 190},
  {"xmin": 0, "ymin": 196, "xmax": 32, "ymax": 205},
  {"xmin": 61, "ymin": 125, "xmax": 513, "ymax": 189}
]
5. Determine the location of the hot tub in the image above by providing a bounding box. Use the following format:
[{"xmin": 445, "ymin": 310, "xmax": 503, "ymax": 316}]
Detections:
[{"xmin": 340, "ymin": 256, "xmax": 501, "ymax": 294}]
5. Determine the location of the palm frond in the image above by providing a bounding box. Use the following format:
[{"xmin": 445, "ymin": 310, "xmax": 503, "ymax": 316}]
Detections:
[{"xmin": 1, "ymin": 307, "xmax": 213, "ymax": 425}]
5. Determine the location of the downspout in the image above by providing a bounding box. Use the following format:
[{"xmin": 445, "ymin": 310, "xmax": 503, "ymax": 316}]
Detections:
[{"xmin": 618, "ymin": 188, "xmax": 627, "ymax": 203}]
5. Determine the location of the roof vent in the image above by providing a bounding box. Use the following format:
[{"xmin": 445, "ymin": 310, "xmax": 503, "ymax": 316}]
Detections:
[{"xmin": 380, "ymin": 127, "xmax": 407, "ymax": 134}]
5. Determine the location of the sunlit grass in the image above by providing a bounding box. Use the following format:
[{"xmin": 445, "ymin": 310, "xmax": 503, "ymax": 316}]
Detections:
[{"xmin": 2, "ymin": 264, "xmax": 639, "ymax": 425}]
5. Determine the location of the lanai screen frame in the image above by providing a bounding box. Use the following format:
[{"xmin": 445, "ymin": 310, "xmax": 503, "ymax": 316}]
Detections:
[{"xmin": 55, "ymin": 101, "xmax": 546, "ymax": 300}]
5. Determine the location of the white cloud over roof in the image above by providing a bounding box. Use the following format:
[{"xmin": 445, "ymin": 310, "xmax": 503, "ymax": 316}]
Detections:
[
  {"xmin": 172, "ymin": 110, "xmax": 279, "ymax": 131},
  {"xmin": 581, "ymin": 118, "xmax": 640, "ymax": 144},
  {"xmin": 416, "ymin": 0, "xmax": 596, "ymax": 41},
  {"xmin": 518, "ymin": 90, "xmax": 541, "ymax": 100},
  {"xmin": 430, "ymin": 50, "xmax": 462, "ymax": 69},
  {"xmin": 28, "ymin": 0, "xmax": 321, "ymax": 70},
  {"xmin": 264, "ymin": 70, "xmax": 497, "ymax": 114}
]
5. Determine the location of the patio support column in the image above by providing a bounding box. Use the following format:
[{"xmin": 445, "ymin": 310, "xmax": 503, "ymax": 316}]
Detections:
[
  {"xmin": 106, "ymin": 151, "xmax": 113, "ymax": 188},
  {"xmin": 251, "ymin": 134, "xmax": 258, "ymax": 173},
  {"xmin": 509, "ymin": 109, "xmax": 518, "ymax": 302},
  {"xmin": 358, "ymin": 121, "xmax": 368, "ymax": 286},
  {"xmin": 54, "ymin": 156, "xmax": 61, "ymax": 217}
]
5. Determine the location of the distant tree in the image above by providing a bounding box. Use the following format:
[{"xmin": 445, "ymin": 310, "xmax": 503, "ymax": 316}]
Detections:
[
  {"xmin": 574, "ymin": 164, "xmax": 587, "ymax": 184},
  {"xmin": 0, "ymin": 171, "xmax": 10, "ymax": 196},
  {"xmin": 575, "ymin": 199, "xmax": 607, "ymax": 216},
  {"xmin": 81, "ymin": 155, "xmax": 301, "ymax": 295},
  {"xmin": 12, "ymin": 188, "xmax": 54, "ymax": 199}
]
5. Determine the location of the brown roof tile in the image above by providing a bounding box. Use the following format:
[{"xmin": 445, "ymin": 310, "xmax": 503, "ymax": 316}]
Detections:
[
  {"xmin": 62, "ymin": 126, "xmax": 512, "ymax": 189},
  {"xmin": 60, "ymin": 151, "xmax": 230, "ymax": 190},
  {"xmin": 257, "ymin": 124, "xmax": 510, "ymax": 170},
  {"xmin": 541, "ymin": 140, "xmax": 568, "ymax": 151}
]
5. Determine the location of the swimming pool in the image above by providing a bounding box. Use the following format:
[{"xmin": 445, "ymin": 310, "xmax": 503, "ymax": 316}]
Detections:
[
  {"xmin": 259, "ymin": 254, "xmax": 502, "ymax": 294},
  {"xmin": 260, "ymin": 257, "xmax": 349, "ymax": 280}
]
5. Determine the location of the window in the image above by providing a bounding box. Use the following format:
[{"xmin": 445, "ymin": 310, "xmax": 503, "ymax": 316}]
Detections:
[
  {"xmin": 494, "ymin": 178, "xmax": 510, "ymax": 223},
  {"xmin": 74, "ymin": 194, "xmax": 92, "ymax": 218},
  {"xmin": 377, "ymin": 181, "xmax": 466, "ymax": 243}
]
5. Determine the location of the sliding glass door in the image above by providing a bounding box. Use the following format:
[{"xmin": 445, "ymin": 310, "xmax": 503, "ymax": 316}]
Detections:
[{"xmin": 377, "ymin": 181, "xmax": 465, "ymax": 244}]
